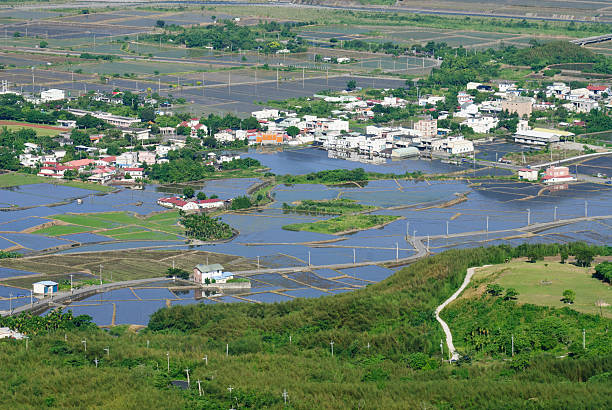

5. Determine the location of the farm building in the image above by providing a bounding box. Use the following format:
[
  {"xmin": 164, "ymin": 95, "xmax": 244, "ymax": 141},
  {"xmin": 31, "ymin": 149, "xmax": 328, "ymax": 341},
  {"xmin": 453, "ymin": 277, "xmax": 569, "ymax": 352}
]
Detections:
[
  {"xmin": 193, "ymin": 264, "xmax": 234, "ymax": 284},
  {"xmin": 33, "ymin": 281, "xmax": 58, "ymax": 295}
]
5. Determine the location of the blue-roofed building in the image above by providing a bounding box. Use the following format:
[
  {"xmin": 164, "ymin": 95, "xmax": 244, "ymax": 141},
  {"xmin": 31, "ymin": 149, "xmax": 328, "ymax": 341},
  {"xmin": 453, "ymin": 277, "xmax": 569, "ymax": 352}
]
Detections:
[{"xmin": 33, "ymin": 280, "xmax": 58, "ymax": 295}]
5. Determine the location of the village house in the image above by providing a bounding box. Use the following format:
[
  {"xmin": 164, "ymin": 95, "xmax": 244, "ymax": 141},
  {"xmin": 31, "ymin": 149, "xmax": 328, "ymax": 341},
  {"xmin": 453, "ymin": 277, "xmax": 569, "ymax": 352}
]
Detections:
[
  {"xmin": 178, "ymin": 118, "xmax": 208, "ymax": 137},
  {"xmin": 518, "ymin": 168, "xmax": 539, "ymax": 181},
  {"xmin": 192, "ymin": 264, "xmax": 234, "ymax": 284},
  {"xmin": 542, "ymin": 166, "xmax": 576, "ymax": 184}
]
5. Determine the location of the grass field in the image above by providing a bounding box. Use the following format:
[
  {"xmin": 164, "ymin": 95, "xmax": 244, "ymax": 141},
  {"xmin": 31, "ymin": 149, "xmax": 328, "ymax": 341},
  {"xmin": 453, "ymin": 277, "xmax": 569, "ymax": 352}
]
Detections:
[
  {"xmin": 33, "ymin": 211, "xmax": 185, "ymax": 240},
  {"xmin": 283, "ymin": 214, "xmax": 401, "ymax": 235},
  {"xmin": 0, "ymin": 172, "xmax": 113, "ymax": 192},
  {"xmin": 468, "ymin": 259, "xmax": 612, "ymax": 317},
  {"xmin": 33, "ymin": 224, "xmax": 92, "ymax": 236},
  {"xmin": 0, "ymin": 124, "xmax": 64, "ymax": 137}
]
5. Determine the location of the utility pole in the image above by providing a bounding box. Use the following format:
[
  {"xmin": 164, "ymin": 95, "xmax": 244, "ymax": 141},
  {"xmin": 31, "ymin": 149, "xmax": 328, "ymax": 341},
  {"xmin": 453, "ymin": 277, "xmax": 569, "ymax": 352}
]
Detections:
[
  {"xmin": 511, "ymin": 334, "xmax": 514, "ymax": 357},
  {"xmin": 353, "ymin": 248, "xmax": 356, "ymax": 264},
  {"xmin": 486, "ymin": 216, "xmax": 489, "ymax": 233},
  {"xmin": 226, "ymin": 343, "xmax": 229, "ymax": 356},
  {"xmin": 308, "ymin": 251, "xmax": 311, "ymax": 266},
  {"xmin": 526, "ymin": 208, "xmax": 531, "ymax": 226},
  {"xmin": 330, "ymin": 341, "xmax": 334, "ymax": 356},
  {"xmin": 554, "ymin": 206, "xmax": 557, "ymax": 221},
  {"xmin": 584, "ymin": 200, "xmax": 588, "ymax": 218},
  {"xmin": 257, "ymin": 256, "xmax": 260, "ymax": 270},
  {"xmin": 197, "ymin": 380, "xmax": 202, "ymax": 396},
  {"xmin": 396, "ymin": 242, "xmax": 399, "ymax": 260},
  {"xmin": 440, "ymin": 339, "xmax": 444, "ymax": 357},
  {"xmin": 166, "ymin": 351, "xmax": 169, "ymax": 372},
  {"xmin": 228, "ymin": 386, "xmax": 234, "ymax": 402},
  {"xmin": 446, "ymin": 221, "xmax": 449, "ymax": 237},
  {"xmin": 203, "ymin": 355, "xmax": 208, "ymax": 365},
  {"xmin": 94, "ymin": 357, "xmax": 98, "ymax": 368},
  {"xmin": 282, "ymin": 389, "xmax": 288, "ymax": 405},
  {"xmin": 426, "ymin": 235, "xmax": 430, "ymax": 252},
  {"xmin": 104, "ymin": 347, "xmax": 109, "ymax": 357},
  {"xmin": 99, "ymin": 264, "xmax": 103, "ymax": 285},
  {"xmin": 185, "ymin": 368, "xmax": 190, "ymax": 388},
  {"xmin": 82, "ymin": 339, "xmax": 87, "ymax": 352}
]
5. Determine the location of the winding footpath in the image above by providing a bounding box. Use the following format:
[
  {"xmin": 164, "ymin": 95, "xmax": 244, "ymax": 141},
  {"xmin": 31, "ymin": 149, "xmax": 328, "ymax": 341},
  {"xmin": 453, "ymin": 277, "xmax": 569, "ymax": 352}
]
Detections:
[{"xmin": 435, "ymin": 265, "xmax": 490, "ymax": 361}]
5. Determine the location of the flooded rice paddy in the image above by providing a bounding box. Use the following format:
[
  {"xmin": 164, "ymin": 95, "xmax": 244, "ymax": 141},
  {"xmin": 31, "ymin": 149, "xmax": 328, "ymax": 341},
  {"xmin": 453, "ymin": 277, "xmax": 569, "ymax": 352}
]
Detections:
[{"xmin": 1, "ymin": 150, "xmax": 611, "ymax": 324}]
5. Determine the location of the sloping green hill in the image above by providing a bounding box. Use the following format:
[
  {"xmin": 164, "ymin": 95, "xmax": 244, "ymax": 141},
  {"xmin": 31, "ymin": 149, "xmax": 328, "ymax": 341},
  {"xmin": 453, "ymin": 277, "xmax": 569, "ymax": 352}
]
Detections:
[{"xmin": 1, "ymin": 244, "xmax": 611, "ymax": 408}]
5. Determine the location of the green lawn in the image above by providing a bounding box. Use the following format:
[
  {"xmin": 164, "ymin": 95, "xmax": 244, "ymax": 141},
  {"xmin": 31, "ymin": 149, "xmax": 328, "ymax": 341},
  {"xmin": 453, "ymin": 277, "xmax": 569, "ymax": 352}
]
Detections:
[
  {"xmin": 1, "ymin": 124, "xmax": 63, "ymax": 137},
  {"xmin": 50, "ymin": 214, "xmax": 118, "ymax": 229},
  {"xmin": 472, "ymin": 260, "xmax": 612, "ymax": 317},
  {"xmin": 33, "ymin": 210, "xmax": 184, "ymax": 238},
  {"xmin": 0, "ymin": 172, "xmax": 113, "ymax": 192},
  {"xmin": 33, "ymin": 224, "xmax": 92, "ymax": 236},
  {"xmin": 283, "ymin": 214, "xmax": 401, "ymax": 235}
]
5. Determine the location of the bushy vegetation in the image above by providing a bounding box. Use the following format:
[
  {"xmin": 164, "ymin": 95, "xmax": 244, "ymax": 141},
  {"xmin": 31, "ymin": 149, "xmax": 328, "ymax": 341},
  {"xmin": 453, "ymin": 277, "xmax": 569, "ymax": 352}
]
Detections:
[
  {"xmin": 0, "ymin": 308, "xmax": 95, "ymax": 336},
  {"xmin": 230, "ymin": 195, "xmax": 252, "ymax": 210},
  {"xmin": 1, "ymin": 244, "xmax": 611, "ymax": 408},
  {"xmin": 280, "ymin": 168, "xmax": 368, "ymax": 184},
  {"xmin": 282, "ymin": 198, "xmax": 375, "ymax": 215},
  {"xmin": 282, "ymin": 214, "xmax": 400, "ymax": 234},
  {"xmin": 179, "ymin": 211, "xmax": 234, "ymax": 241},
  {"xmin": 0, "ymin": 250, "xmax": 20, "ymax": 259},
  {"xmin": 593, "ymin": 261, "xmax": 612, "ymax": 284}
]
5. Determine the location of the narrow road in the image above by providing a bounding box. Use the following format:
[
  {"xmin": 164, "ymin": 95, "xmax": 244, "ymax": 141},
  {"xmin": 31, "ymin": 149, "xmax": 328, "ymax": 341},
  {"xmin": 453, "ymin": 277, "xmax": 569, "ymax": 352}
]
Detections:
[{"xmin": 435, "ymin": 265, "xmax": 489, "ymax": 361}]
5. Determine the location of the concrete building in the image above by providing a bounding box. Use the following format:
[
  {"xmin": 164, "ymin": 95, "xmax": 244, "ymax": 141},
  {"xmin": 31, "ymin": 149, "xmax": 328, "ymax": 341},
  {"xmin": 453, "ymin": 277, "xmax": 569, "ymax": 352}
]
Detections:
[
  {"xmin": 252, "ymin": 109, "xmax": 279, "ymax": 120},
  {"xmin": 138, "ymin": 151, "xmax": 156, "ymax": 165},
  {"xmin": 414, "ymin": 118, "xmax": 438, "ymax": 137},
  {"xmin": 542, "ymin": 166, "xmax": 576, "ymax": 184},
  {"xmin": 518, "ymin": 168, "xmax": 539, "ymax": 181},
  {"xmin": 193, "ymin": 263, "xmax": 234, "ymax": 284},
  {"xmin": 33, "ymin": 280, "xmax": 58, "ymax": 295},
  {"xmin": 461, "ymin": 116, "xmax": 498, "ymax": 134},
  {"xmin": 40, "ymin": 89, "xmax": 65, "ymax": 102},
  {"xmin": 502, "ymin": 96, "xmax": 533, "ymax": 117}
]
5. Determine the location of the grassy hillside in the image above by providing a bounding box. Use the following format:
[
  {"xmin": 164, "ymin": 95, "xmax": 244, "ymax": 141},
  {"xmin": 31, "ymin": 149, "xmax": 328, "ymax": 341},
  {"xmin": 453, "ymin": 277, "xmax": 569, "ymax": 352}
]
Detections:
[{"xmin": 1, "ymin": 244, "xmax": 611, "ymax": 408}]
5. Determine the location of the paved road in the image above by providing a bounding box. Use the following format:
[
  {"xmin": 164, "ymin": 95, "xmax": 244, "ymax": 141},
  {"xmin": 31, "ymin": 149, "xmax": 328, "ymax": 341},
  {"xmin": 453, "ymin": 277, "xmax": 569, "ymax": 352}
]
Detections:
[{"xmin": 3, "ymin": 277, "xmax": 170, "ymax": 317}]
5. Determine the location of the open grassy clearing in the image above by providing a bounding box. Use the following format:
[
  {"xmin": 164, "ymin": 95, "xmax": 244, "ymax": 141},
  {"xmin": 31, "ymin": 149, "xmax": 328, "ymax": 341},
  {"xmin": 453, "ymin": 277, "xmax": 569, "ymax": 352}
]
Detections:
[
  {"xmin": 0, "ymin": 124, "xmax": 64, "ymax": 137},
  {"xmin": 283, "ymin": 214, "xmax": 401, "ymax": 235},
  {"xmin": 48, "ymin": 215, "xmax": 118, "ymax": 230},
  {"xmin": 32, "ymin": 210, "xmax": 184, "ymax": 239},
  {"xmin": 0, "ymin": 173, "xmax": 113, "ymax": 192},
  {"xmin": 467, "ymin": 258, "xmax": 612, "ymax": 317},
  {"xmin": 33, "ymin": 224, "xmax": 92, "ymax": 236}
]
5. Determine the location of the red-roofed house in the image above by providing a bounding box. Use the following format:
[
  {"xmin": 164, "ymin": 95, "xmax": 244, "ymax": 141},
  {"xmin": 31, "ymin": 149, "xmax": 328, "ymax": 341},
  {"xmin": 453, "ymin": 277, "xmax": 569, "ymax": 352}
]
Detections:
[
  {"xmin": 37, "ymin": 165, "xmax": 79, "ymax": 178},
  {"xmin": 95, "ymin": 156, "xmax": 116, "ymax": 166},
  {"xmin": 587, "ymin": 85, "xmax": 610, "ymax": 97},
  {"xmin": 178, "ymin": 118, "xmax": 208, "ymax": 137},
  {"xmin": 123, "ymin": 167, "xmax": 143, "ymax": 179},
  {"xmin": 517, "ymin": 168, "xmax": 538, "ymax": 181},
  {"xmin": 65, "ymin": 158, "xmax": 95, "ymax": 169},
  {"xmin": 157, "ymin": 197, "xmax": 199, "ymax": 211},
  {"xmin": 196, "ymin": 198, "xmax": 225, "ymax": 209},
  {"xmin": 542, "ymin": 166, "xmax": 576, "ymax": 184}
]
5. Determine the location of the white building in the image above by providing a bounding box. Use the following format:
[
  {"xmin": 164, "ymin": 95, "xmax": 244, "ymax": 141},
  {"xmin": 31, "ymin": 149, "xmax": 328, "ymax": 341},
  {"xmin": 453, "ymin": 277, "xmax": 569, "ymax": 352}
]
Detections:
[
  {"xmin": 518, "ymin": 168, "xmax": 539, "ymax": 181},
  {"xmin": 461, "ymin": 116, "xmax": 499, "ymax": 134},
  {"xmin": 252, "ymin": 109, "xmax": 279, "ymax": 120},
  {"xmin": 40, "ymin": 89, "xmax": 65, "ymax": 102}
]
